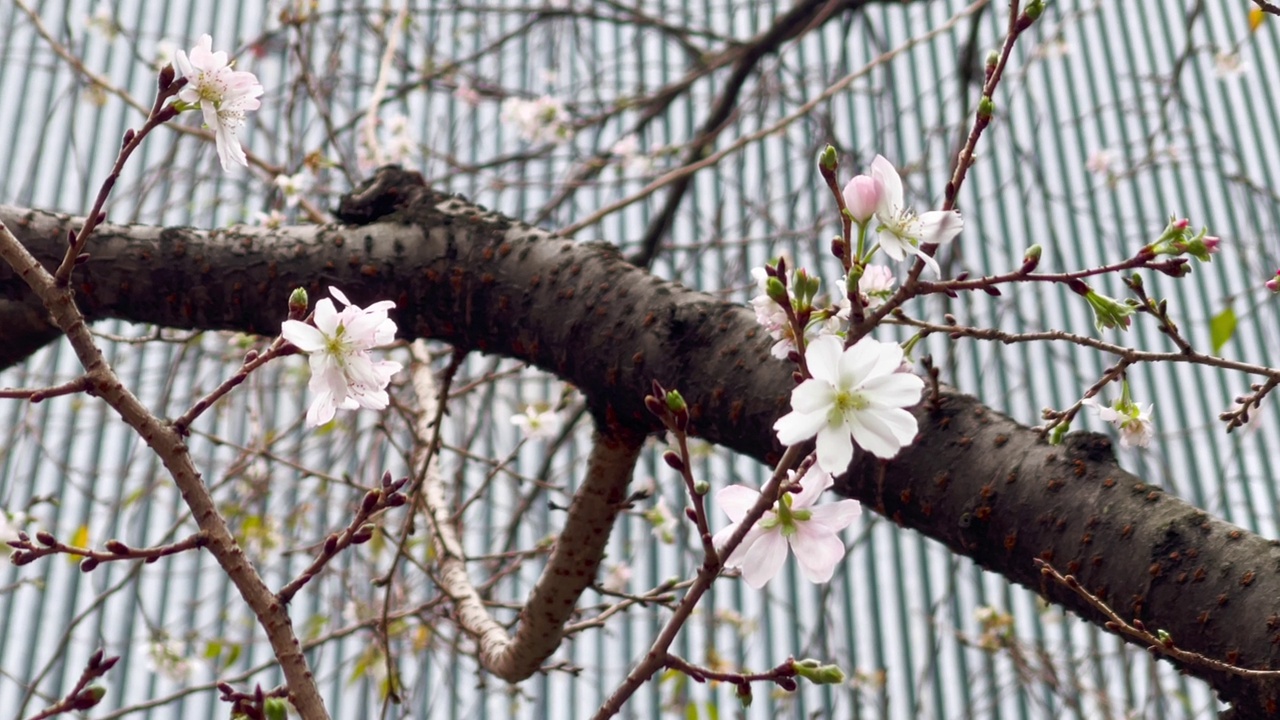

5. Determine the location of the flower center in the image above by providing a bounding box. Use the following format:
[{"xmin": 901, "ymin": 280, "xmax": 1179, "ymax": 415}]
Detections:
[
  {"xmin": 830, "ymin": 389, "xmax": 869, "ymax": 423},
  {"xmin": 323, "ymin": 324, "xmax": 352, "ymax": 364},
  {"xmin": 882, "ymin": 211, "xmax": 922, "ymax": 246}
]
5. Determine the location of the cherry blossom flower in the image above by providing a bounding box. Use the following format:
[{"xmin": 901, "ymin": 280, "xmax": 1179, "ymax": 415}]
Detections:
[
  {"xmin": 87, "ymin": 2, "xmax": 119, "ymax": 40},
  {"xmin": 601, "ymin": 563, "xmax": 632, "ymax": 593},
  {"xmin": 0, "ymin": 511, "xmax": 21, "ymax": 565},
  {"xmin": 1083, "ymin": 393, "xmax": 1154, "ymax": 448},
  {"xmin": 454, "ymin": 82, "xmax": 482, "ymax": 107},
  {"xmin": 1214, "ymin": 51, "xmax": 1247, "ymax": 80},
  {"xmin": 841, "ymin": 174, "xmax": 883, "ymax": 225},
  {"xmin": 173, "ymin": 34, "xmax": 264, "ymax": 171},
  {"xmin": 252, "ymin": 210, "xmax": 287, "ymax": 229},
  {"xmin": 274, "ymin": 172, "xmax": 309, "ymax": 208},
  {"xmin": 1085, "ymin": 148, "xmax": 1118, "ymax": 176},
  {"xmin": 713, "ymin": 466, "xmax": 862, "ymax": 588},
  {"xmin": 869, "ymin": 155, "xmax": 963, "ymax": 276},
  {"xmin": 857, "ymin": 265, "xmax": 896, "ymax": 308},
  {"xmin": 153, "ymin": 39, "xmax": 179, "ymax": 71},
  {"xmin": 774, "ymin": 335, "xmax": 923, "ymax": 473},
  {"xmin": 501, "ymin": 96, "xmax": 573, "ymax": 144},
  {"xmin": 644, "ymin": 496, "xmax": 679, "ymax": 544},
  {"xmin": 511, "ymin": 404, "xmax": 563, "ymax": 440},
  {"xmin": 281, "ymin": 287, "xmax": 402, "ymax": 427}
]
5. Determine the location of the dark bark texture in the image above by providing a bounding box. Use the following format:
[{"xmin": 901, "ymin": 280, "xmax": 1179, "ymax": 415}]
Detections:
[{"xmin": 3, "ymin": 167, "xmax": 1279, "ymax": 717}]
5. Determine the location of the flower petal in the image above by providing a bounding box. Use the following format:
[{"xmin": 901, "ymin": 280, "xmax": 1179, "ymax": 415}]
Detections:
[
  {"xmin": 912, "ymin": 245, "xmax": 943, "ymax": 277},
  {"xmin": 808, "ymin": 499, "xmax": 863, "ymax": 531},
  {"xmin": 281, "ymin": 320, "xmax": 325, "ymax": 352},
  {"xmin": 919, "ymin": 210, "xmax": 963, "ymax": 246},
  {"xmin": 838, "ymin": 337, "xmax": 887, "ymax": 388},
  {"xmin": 738, "ymin": 531, "xmax": 788, "ymax": 589},
  {"xmin": 774, "ymin": 409, "xmax": 828, "ymax": 447},
  {"xmin": 312, "ymin": 298, "xmax": 341, "ymax": 335},
  {"xmin": 876, "ymin": 230, "xmax": 909, "ymax": 262},
  {"xmin": 848, "ymin": 406, "xmax": 918, "ymax": 458},
  {"xmin": 860, "ymin": 372, "xmax": 924, "ymax": 408},
  {"xmin": 814, "ymin": 422, "xmax": 855, "ymax": 474},
  {"xmin": 715, "ymin": 485, "xmax": 762, "ymax": 524},
  {"xmin": 329, "ymin": 287, "xmax": 352, "ymax": 306},
  {"xmin": 789, "ymin": 378, "xmax": 836, "ymax": 415},
  {"xmin": 790, "ymin": 524, "xmax": 847, "ymax": 583},
  {"xmin": 790, "ymin": 466, "xmax": 834, "ymax": 509},
  {"xmin": 803, "ymin": 335, "xmax": 844, "ymax": 385},
  {"xmin": 870, "ymin": 155, "xmax": 903, "ymax": 215}
]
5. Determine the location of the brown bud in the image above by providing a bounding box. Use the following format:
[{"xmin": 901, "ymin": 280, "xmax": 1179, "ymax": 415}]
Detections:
[{"xmin": 104, "ymin": 539, "xmax": 130, "ymax": 555}]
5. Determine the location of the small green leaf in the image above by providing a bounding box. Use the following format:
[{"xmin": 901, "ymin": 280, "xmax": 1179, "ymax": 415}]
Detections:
[{"xmin": 1209, "ymin": 305, "xmax": 1237, "ymax": 355}]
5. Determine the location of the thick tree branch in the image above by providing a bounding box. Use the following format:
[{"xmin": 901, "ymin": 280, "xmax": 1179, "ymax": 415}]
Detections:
[
  {"xmin": 3, "ymin": 168, "xmax": 1279, "ymax": 714},
  {"xmin": 410, "ymin": 342, "xmax": 643, "ymax": 682}
]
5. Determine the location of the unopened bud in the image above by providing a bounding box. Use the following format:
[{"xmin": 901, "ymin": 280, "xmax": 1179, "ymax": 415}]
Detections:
[
  {"xmin": 662, "ymin": 450, "xmax": 685, "ymax": 472},
  {"xmin": 287, "ymin": 287, "xmax": 309, "ymax": 319},
  {"xmin": 977, "ymin": 95, "xmax": 995, "ymax": 120},
  {"xmin": 765, "ymin": 276, "xmax": 788, "ymax": 305},
  {"xmin": 664, "ymin": 390, "xmax": 686, "ymax": 414},
  {"xmin": 360, "ymin": 490, "xmax": 380, "ymax": 514},
  {"xmin": 735, "ymin": 682, "xmax": 753, "ymax": 708},
  {"xmin": 818, "ymin": 144, "xmax": 838, "ymax": 173},
  {"xmin": 105, "ymin": 539, "xmax": 130, "ymax": 555},
  {"xmin": 1266, "ymin": 271, "xmax": 1280, "ymax": 294},
  {"xmin": 1021, "ymin": 244, "xmax": 1041, "ymax": 272},
  {"xmin": 351, "ymin": 523, "xmax": 376, "ymax": 544},
  {"xmin": 71, "ymin": 685, "xmax": 107, "ymax": 710},
  {"xmin": 157, "ymin": 64, "xmax": 176, "ymax": 92},
  {"xmin": 1156, "ymin": 258, "xmax": 1192, "ymax": 277},
  {"xmin": 693, "ymin": 480, "xmax": 710, "ymax": 496}
]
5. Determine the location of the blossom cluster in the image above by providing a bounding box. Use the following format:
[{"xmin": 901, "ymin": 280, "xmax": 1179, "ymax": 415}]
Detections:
[
  {"xmin": 281, "ymin": 287, "xmax": 402, "ymax": 427},
  {"xmin": 173, "ymin": 35, "xmax": 264, "ymax": 171},
  {"xmin": 501, "ymin": 96, "xmax": 574, "ymax": 145},
  {"xmin": 844, "ymin": 155, "xmax": 964, "ymax": 276}
]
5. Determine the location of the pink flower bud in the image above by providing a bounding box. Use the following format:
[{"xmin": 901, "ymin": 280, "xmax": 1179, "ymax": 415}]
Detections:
[
  {"xmin": 1267, "ymin": 271, "xmax": 1280, "ymax": 294},
  {"xmin": 1202, "ymin": 236, "xmax": 1221, "ymax": 254},
  {"xmin": 841, "ymin": 174, "xmax": 882, "ymax": 224}
]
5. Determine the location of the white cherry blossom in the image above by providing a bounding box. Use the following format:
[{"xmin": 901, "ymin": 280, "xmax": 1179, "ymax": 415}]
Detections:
[
  {"xmin": 774, "ymin": 335, "xmax": 923, "ymax": 473},
  {"xmin": 173, "ymin": 34, "xmax": 264, "ymax": 171},
  {"xmin": 1083, "ymin": 397, "xmax": 1154, "ymax": 448},
  {"xmin": 511, "ymin": 404, "xmax": 563, "ymax": 440},
  {"xmin": 281, "ymin": 287, "xmax": 402, "ymax": 427},
  {"xmin": 274, "ymin": 172, "xmax": 309, "ymax": 208},
  {"xmin": 869, "ymin": 155, "xmax": 963, "ymax": 276},
  {"xmin": 713, "ymin": 466, "xmax": 861, "ymax": 588},
  {"xmin": 857, "ymin": 265, "xmax": 896, "ymax": 308}
]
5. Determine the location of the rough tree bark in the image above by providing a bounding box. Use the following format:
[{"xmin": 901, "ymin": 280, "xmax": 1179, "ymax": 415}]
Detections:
[{"xmin": 2, "ymin": 167, "xmax": 1278, "ymax": 717}]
